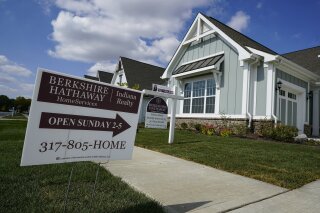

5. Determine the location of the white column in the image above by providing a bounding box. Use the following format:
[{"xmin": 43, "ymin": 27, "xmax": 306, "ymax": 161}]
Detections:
[
  {"xmin": 265, "ymin": 63, "xmax": 274, "ymax": 117},
  {"xmin": 312, "ymin": 89, "xmax": 319, "ymax": 136},
  {"xmin": 252, "ymin": 65, "xmax": 257, "ymax": 116},
  {"xmin": 169, "ymin": 85, "xmax": 177, "ymax": 144},
  {"xmin": 241, "ymin": 62, "xmax": 249, "ymax": 115}
]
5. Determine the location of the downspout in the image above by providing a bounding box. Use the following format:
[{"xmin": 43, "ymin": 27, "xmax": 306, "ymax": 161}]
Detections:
[{"xmin": 247, "ymin": 57, "xmax": 260, "ymax": 128}]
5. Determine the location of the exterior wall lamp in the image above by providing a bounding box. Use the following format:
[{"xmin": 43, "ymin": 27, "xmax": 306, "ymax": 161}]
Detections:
[
  {"xmin": 307, "ymin": 91, "xmax": 313, "ymax": 100},
  {"xmin": 275, "ymin": 81, "xmax": 282, "ymax": 91}
]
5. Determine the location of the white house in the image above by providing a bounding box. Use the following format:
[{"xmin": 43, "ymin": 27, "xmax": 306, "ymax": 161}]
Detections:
[
  {"xmin": 161, "ymin": 13, "xmax": 320, "ymax": 135},
  {"xmin": 111, "ymin": 57, "xmax": 166, "ymax": 123}
]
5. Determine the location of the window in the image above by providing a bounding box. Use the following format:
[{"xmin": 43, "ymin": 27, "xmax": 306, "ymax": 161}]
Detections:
[
  {"xmin": 119, "ymin": 74, "xmax": 123, "ymax": 85},
  {"xmin": 288, "ymin": 92, "xmax": 296, "ymax": 100},
  {"xmin": 279, "ymin": 90, "xmax": 285, "ymax": 96},
  {"xmin": 183, "ymin": 79, "xmax": 216, "ymax": 114}
]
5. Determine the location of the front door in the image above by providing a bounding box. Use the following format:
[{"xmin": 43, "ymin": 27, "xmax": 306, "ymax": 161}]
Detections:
[{"xmin": 278, "ymin": 89, "xmax": 298, "ymax": 127}]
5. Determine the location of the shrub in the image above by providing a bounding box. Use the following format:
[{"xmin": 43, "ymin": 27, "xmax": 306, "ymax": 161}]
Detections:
[
  {"xmin": 194, "ymin": 123, "xmax": 202, "ymax": 132},
  {"xmin": 272, "ymin": 125, "xmax": 298, "ymax": 142},
  {"xmin": 259, "ymin": 121, "xmax": 274, "ymax": 138},
  {"xmin": 304, "ymin": 125, "xmax": 312, "ymax": 137},
  {"xmin": 220, "ymin": 128, "xmax": 232, "ymax": 137},
  {"xmin": 200, "ymin": 124, "xmax": 216, "ymax": 136},
  {"xmin": 233, "ymin": 124, "xmax": 248, "ymax": 137},
  {"xmin": 207, "ymin": 128, "xmax": 215, "ymax": 136},
  {"xmin": 305, "ymin": 139, "xmax": 320, "ymax": 146},
  {"xmin": 201, "ymin": 124, "xmax": 208, "ymax": 135},
  {"xmin": 180, "ymin": 122, "xmax": 188, "ymax": 130}
]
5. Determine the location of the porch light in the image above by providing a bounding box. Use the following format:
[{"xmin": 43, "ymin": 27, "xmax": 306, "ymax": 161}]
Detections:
[
  {"xmin": 307, "ymin": 91, "xmax": 313, "ymax": 100},
  {"xmin": 276, "ymin": 81, "xmax": 282, "ymax": 91}
]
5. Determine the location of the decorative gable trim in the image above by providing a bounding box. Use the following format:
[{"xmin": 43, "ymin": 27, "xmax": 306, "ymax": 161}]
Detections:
[{"xmin": 161, "ymin": 13, "xmax": 252, "ymax": 79}]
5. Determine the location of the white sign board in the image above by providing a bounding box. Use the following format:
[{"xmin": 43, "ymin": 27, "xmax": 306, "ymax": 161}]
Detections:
[
  {"xmin": 21, "ymin": 69, "xmax": 142, "ymax": 166},
  {"xmin": 152, "ymin": 84, "xmax": 173, "ymax": 94},
  {"xmin": 145, "ymin": 97, "xmax": 168, "ymax": 129}
]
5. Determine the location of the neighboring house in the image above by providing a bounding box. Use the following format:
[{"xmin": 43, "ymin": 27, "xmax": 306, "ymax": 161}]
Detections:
[
  {"xmin": 161, "ymin": 13, "xmax": 320, "ymax": 136},
  {"xmin": 84, "ymin": 70, "xmax": 114, "ymax": 83},
  {"xmin": 111, "ymin": 56, "xmax": 165, "ymax": 89},
  {"xmin": 111, "ymin": 56, "xmax": 166, "ymax": 122},
  {"xmin": 85, "ymin": 58, "xmax": 165, "ymax": 122}
]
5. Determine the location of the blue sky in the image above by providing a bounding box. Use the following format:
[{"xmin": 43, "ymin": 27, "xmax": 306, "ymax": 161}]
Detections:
[{"xmin": 0, "ymin": 0, "xmax": 319, "ymax": 98}]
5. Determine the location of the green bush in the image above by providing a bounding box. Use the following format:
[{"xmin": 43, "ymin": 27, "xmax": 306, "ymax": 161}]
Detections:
[
  {"xmin": 180, "ymin": 122, "xmax": 188, "ymax": 130},
  {"xmin": 305, "ymin": 139, "xmax": 320, "ymax": 146},
  {"xmin": 207, "ymin": 128, "xmax": 215, "ymax": 136},
  {"xmin": 201, "ymin": 124, "xmax": 208, "ymax": 134},
  {"xmin": 259, "ymin": 121, "xmax": 274, "ymax": 138},
  {"xmin": 232, "ymin": 124, "xmax": 248, "ymax": 137},
  {"xmin": 272, "ymin": 125, "xmax": 298, "ymax": 142},
  {"xmin": 220, "ymin": 128, "xmax": 232, "ymax": 137},
  {"xmin": 304, "ymin": 125, "xmax": 312, "ymax": 137},
  {"xmin": 194, "ymin": 123, "xmax": 202, "ymax": 132},
  {"xmin": 200, "ymin": 124, "xmax": 217, "ymax": 136}
]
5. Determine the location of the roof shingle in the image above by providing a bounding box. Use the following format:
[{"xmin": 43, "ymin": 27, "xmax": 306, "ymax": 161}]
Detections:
[
  {"xmin": 203, "ymin": 14, "xmax": 277, "ymax": 55},
  {"xmin": 282, "ymin": 46, "xmax": 320, "ymax": 76},
  {"xmin": 120, "ymin": 57, "xmax": 165, "ymax": 90}
]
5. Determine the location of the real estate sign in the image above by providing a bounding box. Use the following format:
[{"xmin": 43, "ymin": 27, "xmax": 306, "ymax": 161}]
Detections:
[
  {"xmin": 145, "ymin": 97, "xmax": 168, "ymax": 129},
  {"xmin": 152, "ymin": 84, "xmax": 173, "ymax": 94},
  {"xmin": 21, "ymin": 69, "xmax": 142, "ymax": 166}
]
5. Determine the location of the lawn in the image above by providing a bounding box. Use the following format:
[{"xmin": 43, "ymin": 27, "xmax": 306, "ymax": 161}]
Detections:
[
  {"xmin": 136, "ymin": 128, "xmax": 320, "ymax": 189},
  {"xmin": 0, "ymin": 120, "xmax": 164, "ymax": 213},
  {"xmin": 1, "ymin": 113, "xmax": 27, "ymax": 119}
]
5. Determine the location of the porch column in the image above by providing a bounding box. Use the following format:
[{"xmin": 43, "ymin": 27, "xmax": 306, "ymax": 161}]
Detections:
[{"xmin": 312, "ymin": 89, "xmax": 319, "ymax": 136}]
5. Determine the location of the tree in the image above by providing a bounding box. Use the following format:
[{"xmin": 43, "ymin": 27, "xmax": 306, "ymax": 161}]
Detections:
[
  {"xmin": 0, "ymin": 95, "xmax": 10, "ymax": 111},
  {"xmin": 14, "ymin": 96, "xmax": 31, "ymax": 113}
]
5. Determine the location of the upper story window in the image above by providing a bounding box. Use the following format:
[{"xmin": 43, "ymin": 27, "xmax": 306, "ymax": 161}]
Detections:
[
  {"xmin": 119, "ymin": 74, "xmax": 123, "ymax": 85},
  {"xmin": 183, "ymin": 79, "xmax": 216, "ymax": 114}
]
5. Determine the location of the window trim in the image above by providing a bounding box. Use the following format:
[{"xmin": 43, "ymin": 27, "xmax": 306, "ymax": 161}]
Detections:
[{"xmin": 182, "ymin": 75, "xmax": 217, "ymax": 114}]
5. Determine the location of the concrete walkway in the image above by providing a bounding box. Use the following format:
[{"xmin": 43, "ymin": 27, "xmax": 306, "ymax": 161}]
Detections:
[
  {"xmin": 102, "ymin": 147, "xmax": 294, "ymax": 213},
  {"xmin": 233, "ymin": 180, "xmax": 320, "ymax": 213}
]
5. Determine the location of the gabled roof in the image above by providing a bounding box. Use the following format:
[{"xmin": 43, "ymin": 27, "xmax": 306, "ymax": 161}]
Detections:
[
  {"xmin": 282, "ymin": 46, "xmax": 320, "ymax": 76},
  {"xmin": 97, "ymin": 70, "xmax": 113, "ymax": 83},
  {"xmin": 203, "ymin": 14, "xmax": 277, "ymax": 55},
  {"xmin": 120, "ymin": 57, "xmax": 165, "ymax": 90}
]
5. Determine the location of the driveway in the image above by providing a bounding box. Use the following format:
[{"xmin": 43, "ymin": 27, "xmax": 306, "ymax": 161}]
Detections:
[{"xmin": 101, "ymin": 147, "xmax": 316, "ymax": 213}]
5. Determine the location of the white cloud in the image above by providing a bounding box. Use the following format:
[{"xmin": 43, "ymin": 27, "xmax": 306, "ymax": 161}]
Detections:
[
  {"xmin": 0, "ymin": 64, "xmax": 32, "ymax": 77},
  {"xmin": 88, "ymin": 61, "xmax": 116, "ymax": 76},
  {"xmin": 256, "ymin": 2, "xmax": 263, "ymax": 9},
  {"xmin": 48, "ymin": 0, "xmax": 219, "ymax": 74},
  {"xmin": 0, "ymin": 55, "xmax": 32, "ymax": 77},
  {"xmin": 292, "ymin": 33, "xmax": 302, "ymax": 39},
  {"xmin": 274, "ymin": 31, "xmax": 280, "ymax": 40},
  {"xmin": 35, "ymin": 0, "xmax": 55, "ymax": 15},
  {"xmin": 227, "ymin": 11, "xmax": 250, "ymax": 32},
  {"xmin": 0, "ymin": 55, "xmax": 34, "ymax": 98}
]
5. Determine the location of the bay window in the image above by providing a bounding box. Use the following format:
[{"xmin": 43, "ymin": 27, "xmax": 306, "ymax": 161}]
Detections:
[{"xmin": 183, "ymin": 79, "xmax": 216, "ymax": 114}]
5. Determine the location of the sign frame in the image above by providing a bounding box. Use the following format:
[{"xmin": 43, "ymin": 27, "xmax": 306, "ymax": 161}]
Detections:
[{"xmin": 21, "ymin": 68, "xmax": 143, "ymax": 166}]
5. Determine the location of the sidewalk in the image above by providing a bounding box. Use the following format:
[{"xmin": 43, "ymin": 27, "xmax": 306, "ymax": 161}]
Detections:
[
  {"xmin": 233, "ymin": 180, "xmax": 320, "ymax": 213},
  {"xmin": 102, "ymin": 147, "xmax": 290, "ymax": 212}
]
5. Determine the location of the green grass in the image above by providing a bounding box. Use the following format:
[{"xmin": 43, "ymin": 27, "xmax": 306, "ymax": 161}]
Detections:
[
  {"xmin": 136, "ymin": 128, "xmax": 320, "ymax": 189},
  {"xmin": 0, "ymin": 120, "xmax": 164, "ymax": 213},
  {"xmin": 2, "ymin": 113, "xmax": 27, "ymax": 119}
]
